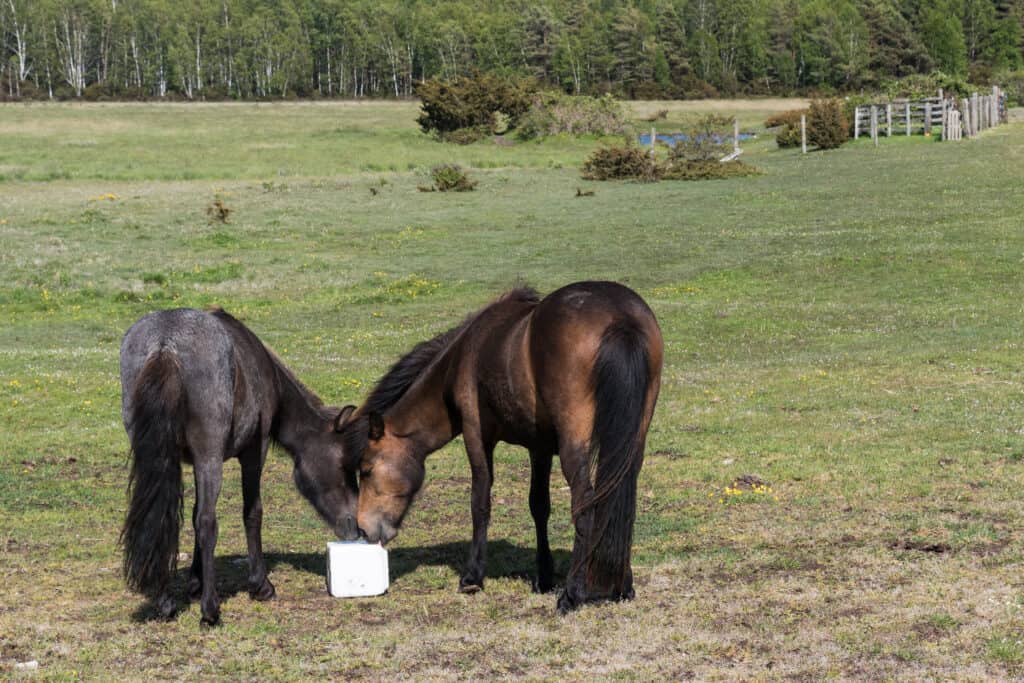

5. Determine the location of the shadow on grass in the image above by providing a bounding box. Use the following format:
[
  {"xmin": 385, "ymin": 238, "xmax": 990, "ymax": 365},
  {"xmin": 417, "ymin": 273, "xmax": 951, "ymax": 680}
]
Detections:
[{"xmin": 130, "ymin": 539, "xmax": 569, "ymax": 621}]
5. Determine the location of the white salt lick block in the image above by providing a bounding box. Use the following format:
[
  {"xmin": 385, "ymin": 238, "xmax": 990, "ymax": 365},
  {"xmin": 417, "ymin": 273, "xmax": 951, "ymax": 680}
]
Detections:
[{"xmin": 326, "ymin": 540, "xmax": 389, "ymax": 598}]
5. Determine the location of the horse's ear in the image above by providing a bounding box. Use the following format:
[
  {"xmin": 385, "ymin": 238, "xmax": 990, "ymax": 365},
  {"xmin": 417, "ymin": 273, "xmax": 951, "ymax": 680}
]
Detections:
[
  {"xmin": 367, "ymin": 411, "xmax": 385, "ymax": 441},
  {"xmin": 334, "ymin": 405, "xmax": 357, "ymax": 432}
]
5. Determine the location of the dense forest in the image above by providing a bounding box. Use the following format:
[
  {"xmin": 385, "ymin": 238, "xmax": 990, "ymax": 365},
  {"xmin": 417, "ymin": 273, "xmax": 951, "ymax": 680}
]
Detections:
[{"xmin": 2, "ymin": 0, "xmax": 1023, "ymax": 100}]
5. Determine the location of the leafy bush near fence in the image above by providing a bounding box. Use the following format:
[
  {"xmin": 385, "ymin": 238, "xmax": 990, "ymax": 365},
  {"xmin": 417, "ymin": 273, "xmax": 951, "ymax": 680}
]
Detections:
[
  {"xmin": 669, "ymin": 114, "xmax": 734, "ymax": 162},
  {"xmin": 415, "ymin": 72, "xmax": 536, "ymax": 139},
  {"xmin": 661, "ymin": 160, "xmax": 760, "ymax": 180},
  {"xmin": 516, "ymin": 93, "xmax": 628, "ymax": 140},
  {"xmin": 807, "ymin": 98, "xmax": 849, "ymax": 149},
  {"xmin": 764, "ymin": 109, "xmax": 806, "ymax": 129},
  {"xmin": 998, "ymin": 70, "xmax": 1024, "ymax": 105},
  {"xmin": 583, "ymin": 114, "xmax": 759, "ymax": 182}
]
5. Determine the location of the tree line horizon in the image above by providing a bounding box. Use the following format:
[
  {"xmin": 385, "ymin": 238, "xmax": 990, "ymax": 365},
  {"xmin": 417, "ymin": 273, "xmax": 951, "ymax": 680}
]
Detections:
[{"xmin": 2, "ymin": 0, "xmax": 1022, "ymax": 101}]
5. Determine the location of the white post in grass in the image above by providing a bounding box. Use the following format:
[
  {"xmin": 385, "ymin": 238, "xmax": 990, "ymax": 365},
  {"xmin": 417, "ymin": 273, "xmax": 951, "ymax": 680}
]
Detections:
[
  {"xmin": 854, "ymin": 106, "xmax": 860, "ymax": 139},
  {"xmin": 733, "ymin": 118, "xmax": 740, "ymax": 155},
  {"xmin": 801, "ymin": 114, "xmax": 807, "ymax": 154},
  {"xmin": 650, "ymin": 126, "xmax": 656, "ymax": 158},
  {"xmin": 905, "ymin": 102, "xmax": 910, "ymax": 136},
  {"xmin": 886, "ymin": 104, "xmax": 892, "ymax": 137}
]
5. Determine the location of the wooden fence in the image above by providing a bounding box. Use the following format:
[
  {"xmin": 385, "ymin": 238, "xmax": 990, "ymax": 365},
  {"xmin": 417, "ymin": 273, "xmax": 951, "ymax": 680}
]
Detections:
[{"xmin": 853, "ymin": 86, "xmax": 1006, "ymax": 143}]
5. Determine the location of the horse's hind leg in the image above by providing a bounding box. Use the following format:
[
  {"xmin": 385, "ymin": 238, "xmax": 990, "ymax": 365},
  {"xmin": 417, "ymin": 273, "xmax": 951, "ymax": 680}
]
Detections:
[
  {"xmin": 188, "ymin": 502, "xmax": 202, "ymax": 600},
  {"xmin": 555, "ymin": 439, "xmax": 595, "ymax": 614},
  {"xmin": 241, "ymin": 439, "xmax": 275, "ymax": 601},
  {"xmin": 529, "ymin": 449, "xmax": 555, "ymax": 593},
  {"xmin": 193, "ymin": 457, "xmax": 224, "ymax": 626}
]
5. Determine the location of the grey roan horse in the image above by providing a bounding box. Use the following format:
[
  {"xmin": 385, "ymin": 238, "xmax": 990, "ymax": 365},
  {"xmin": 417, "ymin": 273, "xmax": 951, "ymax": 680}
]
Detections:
[{"xmin": 119, "ymin": 308, "xmax": 360, "ymax": 626}]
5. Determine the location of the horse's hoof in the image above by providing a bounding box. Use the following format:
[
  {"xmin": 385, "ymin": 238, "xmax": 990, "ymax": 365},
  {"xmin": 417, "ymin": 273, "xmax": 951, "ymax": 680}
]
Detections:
[
  {"xmin": 531, "ymin": 575, "xmax": 555, "ymax": 594},
  {"xmin": 200, "ymin": 610, "xmax": 221, "ymax": 628},
  {"xmin": 249, "ymin": 579, "xmax": 276, "ymax": 601},
  {"xmin": 458, "ymin": 578, "xmax": 483, "ymax": 594},
  {"xmin": 157, "ymin": 595, "xmax": 177, "ymax": 620},
  {"xmin": 556, "ymin": 589, "xmax": 582, "ymax": 615}
]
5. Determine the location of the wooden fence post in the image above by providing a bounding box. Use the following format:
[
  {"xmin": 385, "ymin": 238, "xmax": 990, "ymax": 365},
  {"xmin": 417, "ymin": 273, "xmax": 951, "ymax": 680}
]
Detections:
[
  {"xmin": 962, "ymin": 98, "xmax": 971, "ymax": 138},
  {"xmin": 993, "ymin": 86, "xmax": 1000, "ymax": 124},
  {"xmin": 801, "ymin": 114, "xmax": 807, "ymax": 154},
  {"xmin": 905, "ymin": 102, "xmax": 910, "ymax": 136},
  {"xmin": 734, "ymin": 118, "xmax": 740, "ymax": 155},
  {"xmin": 971, "ymin": 93, "xmax": 979, "ymax": 136},
  {"xmin": 924, "ymin": 102, "xmax": 931, "ymax": 136},
  {"xmin": 886, "ymin": 104, "xmax": 892, "ymax": 137},
  {"xmin": 854, "ymin": 106, "xmax": 860, "ymax": 139},
  {"xmin": 941, "ymin": 99, "xmax": 948, "ymax": 141},
  {"xmin": 650, "ymin": 126, "xmax": 656, "ymax": 158},
  {"xmin": 870, "ymin": 106, "xmax": 878, "ymax": 146}
]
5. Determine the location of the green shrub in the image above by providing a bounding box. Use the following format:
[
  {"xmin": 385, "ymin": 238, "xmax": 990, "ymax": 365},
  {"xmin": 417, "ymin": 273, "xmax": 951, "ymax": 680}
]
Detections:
[
  {"xmin": 581, "ymin": 145, "xmax": 660, "ymax": 182},
  {"xmin": 775, "ymin": 123, "xmax": 802, "ymax": 148},
  {"xmin": 661, "ymin": 160, "xmax": 760, "ymax": 181},
  {"xmin": 427, "ymin": 165, "xmax": 477, "ymax": 192},
  {"xmin": 438, "ymin": 126, "xmax": 490, "ymax": 145},
  {"xmin": 998, "ymin": 70, "xmax": 1024, "ymax": 106},
  {"xmin": 764, "ymin": 109, "xmax": 806, "ymax": 129},
  {"xmin": 414, "ymin": 72, "xmax": 536, "ymax": 136},
  {"xmin": 807, "ymin": 98, "xmax": 849, "ymax": 150},
  {"xmin": 669, "ymin": 114, "xmax": 733, "ymax": 163},
  {"xmin": 516, "ymin": 93, "xmax": 628, "ymax": 140}
]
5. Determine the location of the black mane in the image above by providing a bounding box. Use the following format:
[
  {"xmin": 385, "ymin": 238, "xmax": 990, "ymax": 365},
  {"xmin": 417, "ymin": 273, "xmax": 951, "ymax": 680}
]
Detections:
[{"xmin": 362, "ymin": 287, "xmax": 540, "ymax": 416}]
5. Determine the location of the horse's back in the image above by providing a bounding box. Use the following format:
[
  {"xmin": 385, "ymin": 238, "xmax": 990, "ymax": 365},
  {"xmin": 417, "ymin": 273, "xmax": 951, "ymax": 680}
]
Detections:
[
  {"xmin": 527, "ymin": 281, "xmax": 662, "ymax": 444},
  {"xmin": 531, "ymin": 281, "xmax": 662, "ymax": 369},
  {"xmin": 120, "ymin": 309, "xmax": 236, "ymax": 442}
]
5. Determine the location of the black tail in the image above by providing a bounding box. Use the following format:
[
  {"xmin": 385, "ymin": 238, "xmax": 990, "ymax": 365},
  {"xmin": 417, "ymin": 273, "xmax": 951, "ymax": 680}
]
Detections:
[
  {"xmin": 120, "ymin": 349, "xmax": 186, "ymax": 598},
  {"xmin": 581, "ymin": 320, "xmax": 651, "ymax": 599}
]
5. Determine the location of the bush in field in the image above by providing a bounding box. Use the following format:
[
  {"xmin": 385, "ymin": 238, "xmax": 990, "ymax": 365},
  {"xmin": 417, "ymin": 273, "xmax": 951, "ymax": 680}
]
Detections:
[
  {"xmin": 806, "ymin": 98, "xmax": 849, "ymax": 150},
  {"xmin": 764, "ymin": 109, "xmax": 806, "ymax": 129},
  {"xmin": 997, "ymin": 70, "xmax": 1024, "ymax": 106},
  {"xmin": 661, "ymin": 160, "xmax": 760, "ymax": 181},
  {"xmin": 670, "ymin": 114, "xmax": 734, "ymax": 163},
  {"xmin": 775, "ymin": 123, "xmax": 802, "ymax": 148},
  {"xmin": 516, "ymin": 93, "xmax": 628, "ymax": 140},
  {"xmin": 581, "ymin": 145, "xmax": 660, "ymax": 182},
  {"xmin": 414, "ymin": 72, "xmax": 536, "ymax": 138},
  {"xmin": 423, "ymin": 165, "xmax": 477, "ymax": 192}
]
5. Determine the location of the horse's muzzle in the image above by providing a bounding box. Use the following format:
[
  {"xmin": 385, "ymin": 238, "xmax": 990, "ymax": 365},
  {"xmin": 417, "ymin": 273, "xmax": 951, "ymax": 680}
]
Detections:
[
  {"xmin": 359, "ymin": 519, "xmax": 397, "ymax": 545},
  {"xmin": 334, "ymin": 515, "xmax": 361, "ymax": 541}
]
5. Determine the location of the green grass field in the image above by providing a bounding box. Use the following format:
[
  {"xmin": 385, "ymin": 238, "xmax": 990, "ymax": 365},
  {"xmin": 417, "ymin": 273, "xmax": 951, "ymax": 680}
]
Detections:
[{"xmin": 2, "ymin": 100, "xmax": 1023, "ymax": 680}]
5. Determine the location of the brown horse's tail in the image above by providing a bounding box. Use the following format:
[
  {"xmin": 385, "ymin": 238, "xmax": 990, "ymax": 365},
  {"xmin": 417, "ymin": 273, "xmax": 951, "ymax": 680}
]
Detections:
[
  {"xmin": 121, "ymin": 349, "xmax": 185, "ymax": 598},
  {"xmin": 580, "ymin": 319, "xmax": 651, "ymax": 600}
]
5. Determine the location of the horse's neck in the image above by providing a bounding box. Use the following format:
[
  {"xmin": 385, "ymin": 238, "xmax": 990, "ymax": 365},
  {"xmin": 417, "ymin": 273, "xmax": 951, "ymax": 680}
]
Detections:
[
  {"xmin": 388, "ymin": 353, "xmax": 458, "ymax": 459},
  {"xmin": 272, "ymin": 365, "xmax": 329, "ymax": 459}
]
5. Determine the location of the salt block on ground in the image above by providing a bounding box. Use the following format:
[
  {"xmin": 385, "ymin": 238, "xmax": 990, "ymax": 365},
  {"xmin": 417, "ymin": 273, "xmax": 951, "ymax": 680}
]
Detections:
[{"xmin": 326, "ymin": 540, "xmax": 389, "ymax": 598}]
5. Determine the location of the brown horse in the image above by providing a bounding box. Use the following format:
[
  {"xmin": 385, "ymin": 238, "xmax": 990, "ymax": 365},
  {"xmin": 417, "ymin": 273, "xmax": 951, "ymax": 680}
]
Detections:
[{"xmin": 337, "ymin": 281, "xmax": 662, "ymax": 612}]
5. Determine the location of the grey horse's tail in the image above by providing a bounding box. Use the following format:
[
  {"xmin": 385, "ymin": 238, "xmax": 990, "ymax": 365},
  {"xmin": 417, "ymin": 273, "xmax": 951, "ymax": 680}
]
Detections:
[{"xmin": 121, "ymin": 349, "xmax": 185, "ymax": 598}]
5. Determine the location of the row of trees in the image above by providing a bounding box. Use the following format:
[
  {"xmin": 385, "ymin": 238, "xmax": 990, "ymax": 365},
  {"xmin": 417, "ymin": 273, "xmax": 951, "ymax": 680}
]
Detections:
[{"xmin": 2, "ymin": 0, "xmax": 1022, "ymax": 100}]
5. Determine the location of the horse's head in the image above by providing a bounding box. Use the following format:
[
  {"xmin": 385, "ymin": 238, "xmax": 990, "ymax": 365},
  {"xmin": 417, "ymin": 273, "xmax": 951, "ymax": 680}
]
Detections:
[
  {"xmin": 336, "ymin": 409, "xmax": 425, "ymax": 544},
  {"xmin": 292, "ymin": 405, "xmax": 361, "ymax": 541}
]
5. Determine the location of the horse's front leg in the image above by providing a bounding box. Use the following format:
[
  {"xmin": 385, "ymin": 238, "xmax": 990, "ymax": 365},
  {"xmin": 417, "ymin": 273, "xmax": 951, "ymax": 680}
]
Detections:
[
  {"xmin": 556, "ymin": 440, "xmax": 595, "ymax": 614},
  {"xmin": 459, "ymin": 428, "xmax": 495, "ymax": 594},
  {"xmin": 193, "ymin": 458, "xmax": 224, "ymax": 626},
  {"xmin": 241, "ymin": 439, "xmax": 275, "ymax": 601}
]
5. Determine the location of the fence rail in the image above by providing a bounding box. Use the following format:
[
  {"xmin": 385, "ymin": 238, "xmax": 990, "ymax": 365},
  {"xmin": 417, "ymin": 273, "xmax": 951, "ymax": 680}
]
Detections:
[{"xmin": 853, "ymin": 86, "xmax": 1006, "ymax": 143}]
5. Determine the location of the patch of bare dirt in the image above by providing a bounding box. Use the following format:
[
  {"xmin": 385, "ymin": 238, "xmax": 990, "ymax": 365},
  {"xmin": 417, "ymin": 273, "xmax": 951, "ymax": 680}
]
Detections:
[{"xmin": 889, "ymin": 540, "xmax": 952, "ymax": 554}]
